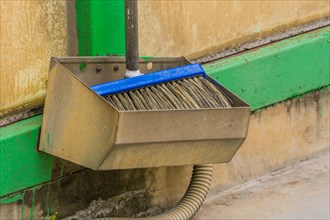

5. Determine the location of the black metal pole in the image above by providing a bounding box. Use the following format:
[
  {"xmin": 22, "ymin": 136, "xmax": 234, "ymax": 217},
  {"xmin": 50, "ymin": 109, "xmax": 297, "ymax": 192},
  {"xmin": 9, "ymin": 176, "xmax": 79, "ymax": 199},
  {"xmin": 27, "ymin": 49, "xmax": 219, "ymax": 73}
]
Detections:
[{"xmin": 125, "ymin": 0, "xmax": 139, "ymax": 73}]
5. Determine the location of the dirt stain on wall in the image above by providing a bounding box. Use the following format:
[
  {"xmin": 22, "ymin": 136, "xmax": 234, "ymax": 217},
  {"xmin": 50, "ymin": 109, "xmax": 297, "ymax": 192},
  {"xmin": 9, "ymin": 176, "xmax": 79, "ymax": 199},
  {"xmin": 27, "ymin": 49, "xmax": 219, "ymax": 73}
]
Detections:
[{"xmin": 0, "ymin": 1, "xmax": 68, "ymax": 117}]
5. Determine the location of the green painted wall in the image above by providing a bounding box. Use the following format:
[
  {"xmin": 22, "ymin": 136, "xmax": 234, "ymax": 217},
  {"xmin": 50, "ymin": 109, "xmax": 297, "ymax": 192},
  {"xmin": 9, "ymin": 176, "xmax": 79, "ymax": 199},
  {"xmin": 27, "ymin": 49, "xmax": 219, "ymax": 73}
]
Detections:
[
  {"xmin": 0, "ymin": 115, "xmax": 53, "ymax": 197},
  {"xmin": 75, "ymin": 0, "xmax": 125, "ymax": 56},
  {"xmin": 204, "ymin": 27, "xmax": 330, "ymax": 111},
  {"xmin": 1, "ymin": 27, "xmax": 329, "ymax": 197}
]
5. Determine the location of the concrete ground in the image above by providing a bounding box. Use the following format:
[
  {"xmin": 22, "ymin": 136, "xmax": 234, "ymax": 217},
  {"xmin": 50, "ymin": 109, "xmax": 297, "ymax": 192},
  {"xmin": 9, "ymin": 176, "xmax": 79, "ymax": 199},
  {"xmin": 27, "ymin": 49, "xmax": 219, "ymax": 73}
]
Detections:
[{"xmin": 194, "ymin": 149, "xmax": 330, "ymax": 220}]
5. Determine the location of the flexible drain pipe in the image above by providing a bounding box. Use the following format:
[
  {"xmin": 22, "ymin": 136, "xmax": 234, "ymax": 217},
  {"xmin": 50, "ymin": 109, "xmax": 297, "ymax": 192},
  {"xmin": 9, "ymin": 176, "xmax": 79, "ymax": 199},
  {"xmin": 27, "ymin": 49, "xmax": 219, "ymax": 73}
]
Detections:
[{"xmin": 97, "ymin": 164, "xmax": 213, "ymax": 220}]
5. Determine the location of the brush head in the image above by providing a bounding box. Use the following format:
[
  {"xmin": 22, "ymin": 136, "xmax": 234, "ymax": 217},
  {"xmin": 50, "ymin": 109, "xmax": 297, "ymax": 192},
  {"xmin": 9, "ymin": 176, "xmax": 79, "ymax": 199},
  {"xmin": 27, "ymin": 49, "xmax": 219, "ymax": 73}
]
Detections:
[
  {"xmin": 105, "ymin": 76, "xmax": 232, "ymax": 111},
  {"xmin": 91, "ymin": 64, "xmax": 206, "ymax": 96}
]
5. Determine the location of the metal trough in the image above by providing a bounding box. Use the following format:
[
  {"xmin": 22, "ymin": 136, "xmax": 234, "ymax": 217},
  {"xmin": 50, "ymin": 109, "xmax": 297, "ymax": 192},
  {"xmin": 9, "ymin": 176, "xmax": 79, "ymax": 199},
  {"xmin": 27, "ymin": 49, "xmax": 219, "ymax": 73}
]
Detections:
[{"xmin": 38, "ymin": 57, "xmax": 250, "ymax": 170}]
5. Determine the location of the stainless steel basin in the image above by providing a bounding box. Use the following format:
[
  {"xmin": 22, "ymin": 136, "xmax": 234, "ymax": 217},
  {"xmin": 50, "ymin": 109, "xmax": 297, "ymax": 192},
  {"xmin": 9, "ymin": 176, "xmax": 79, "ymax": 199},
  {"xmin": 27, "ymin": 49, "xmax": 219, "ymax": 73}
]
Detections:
[{"xmin": 38, "ymin": 56, "xmax": 250, "ymax": 170}]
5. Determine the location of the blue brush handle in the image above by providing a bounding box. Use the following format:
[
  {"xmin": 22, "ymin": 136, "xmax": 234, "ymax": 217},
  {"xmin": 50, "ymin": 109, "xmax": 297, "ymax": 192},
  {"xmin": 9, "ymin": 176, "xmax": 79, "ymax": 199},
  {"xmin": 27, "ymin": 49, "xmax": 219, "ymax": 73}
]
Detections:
[{"xmin": 91, "ymin": 64, "xmax": 206, "ymax": 96}]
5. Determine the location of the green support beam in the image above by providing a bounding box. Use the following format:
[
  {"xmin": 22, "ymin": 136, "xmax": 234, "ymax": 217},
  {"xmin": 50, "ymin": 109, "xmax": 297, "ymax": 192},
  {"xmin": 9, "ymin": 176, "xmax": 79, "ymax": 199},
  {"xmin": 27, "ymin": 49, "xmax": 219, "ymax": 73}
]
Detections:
[
  {"xmin": 204, "ymin": 27, "xmax": 330, "ymax": 111},
  {"xmin": 75, "ymin": 0, "xmax": 125, "ymax": 56},
  {"xmin": 0, "ymin": 115, "xmax": 53, "ymax": 197}
]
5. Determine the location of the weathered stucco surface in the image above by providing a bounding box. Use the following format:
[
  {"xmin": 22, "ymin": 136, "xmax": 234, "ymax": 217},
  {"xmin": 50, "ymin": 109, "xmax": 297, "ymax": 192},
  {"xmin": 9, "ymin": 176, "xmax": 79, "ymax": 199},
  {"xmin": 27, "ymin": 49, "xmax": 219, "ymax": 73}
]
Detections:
[
  {"xmin": 138, "ymin": 0, "xmax": 330, "ymax": 58},
  {"xmin": 1, "ymin": 1, "xmax": 329, "ymax": 116},
  {"xmin": 210, "ymin": 89, "xmax": 329, "ymax": 192},
  {"xmin": 0, "ymin": 1, "xmax": 68, "ymax": 117}
]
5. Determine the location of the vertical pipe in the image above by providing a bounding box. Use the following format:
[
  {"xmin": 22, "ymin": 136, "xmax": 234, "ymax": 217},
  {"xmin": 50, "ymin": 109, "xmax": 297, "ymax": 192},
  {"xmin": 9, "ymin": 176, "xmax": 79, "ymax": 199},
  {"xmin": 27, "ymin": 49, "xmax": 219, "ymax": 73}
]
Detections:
[{"xmin": 125, "ymin": 0, "xmax": 141, "ymax": 77}]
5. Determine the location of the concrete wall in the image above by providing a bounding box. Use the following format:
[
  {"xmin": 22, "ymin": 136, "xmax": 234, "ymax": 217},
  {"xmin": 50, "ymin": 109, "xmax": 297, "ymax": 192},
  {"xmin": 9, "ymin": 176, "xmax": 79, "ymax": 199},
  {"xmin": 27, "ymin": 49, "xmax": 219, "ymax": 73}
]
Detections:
[
  {"xmin": 1, "ymin": 1, "xmax": 329, "ymax": 116},
  {"xmin": 210, "ymin": 89, "xmax": 329, "ymax": 192},
  {"xmin": 138, "ymin": 0, "xmax": 330, "ymax": 58}
]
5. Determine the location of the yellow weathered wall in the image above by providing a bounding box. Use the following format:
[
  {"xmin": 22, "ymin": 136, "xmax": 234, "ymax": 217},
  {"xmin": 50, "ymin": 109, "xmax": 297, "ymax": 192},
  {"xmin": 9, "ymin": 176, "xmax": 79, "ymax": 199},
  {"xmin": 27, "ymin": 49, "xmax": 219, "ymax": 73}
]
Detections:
[
  {"xmin": 139, "ymin": 0, "xmax": 330, "ymax": 58},
  {"xmin": 1, "ymin": 0, "xmax": 329, "ymax": 117},
  {"xmin": 0, "ymin": 1, "xmax": 67, "ymax": 117}
]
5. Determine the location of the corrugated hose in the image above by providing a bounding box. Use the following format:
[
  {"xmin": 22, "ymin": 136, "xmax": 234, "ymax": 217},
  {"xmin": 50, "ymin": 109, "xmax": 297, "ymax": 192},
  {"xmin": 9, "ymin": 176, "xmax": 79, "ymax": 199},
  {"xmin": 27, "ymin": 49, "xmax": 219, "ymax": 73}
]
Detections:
[{"xmin": 97, "ymin": 164, "xmax": 213, "ymax": 220}]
